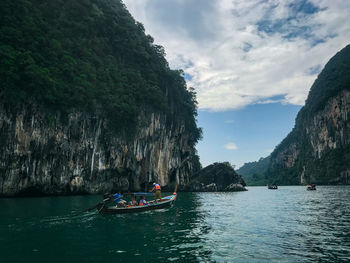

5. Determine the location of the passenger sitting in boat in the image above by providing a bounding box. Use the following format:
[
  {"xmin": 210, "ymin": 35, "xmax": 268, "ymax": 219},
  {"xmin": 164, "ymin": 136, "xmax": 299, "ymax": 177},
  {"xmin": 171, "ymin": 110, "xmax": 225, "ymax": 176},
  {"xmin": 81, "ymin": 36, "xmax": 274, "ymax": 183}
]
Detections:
[
  {"xmin": 128, "ymin": 197, "xmax": 137, "ymax": 207},
  {"xmin": 138, "ymin": 196, "xmax": 148, "ymax": 206},
  {"xmin": 118, "ymin": 200, "xmax": 127, "ymax": 207}
]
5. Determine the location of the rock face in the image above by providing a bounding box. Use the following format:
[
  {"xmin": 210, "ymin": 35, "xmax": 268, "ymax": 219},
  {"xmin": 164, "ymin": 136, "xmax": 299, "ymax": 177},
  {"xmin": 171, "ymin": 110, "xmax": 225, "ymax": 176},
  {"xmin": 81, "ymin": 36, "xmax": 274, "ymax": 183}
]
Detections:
[
  {"xmin": 0, "ymin": 103, "xmax": 196, "ymax": 196},
  {"xmin": 184, "ymin": 162, "xmax": 247, "ymax": 192},
  {"xmin": 0, "ymin": 0, "xmax": 202, "ymax": 196},
  {"xmin": 266, "ymin": 45, "xmax": 350, "ymax": 185},
  {"xmin": 238, "ymin": 45, "xmax": 350, "ymax": 186}
]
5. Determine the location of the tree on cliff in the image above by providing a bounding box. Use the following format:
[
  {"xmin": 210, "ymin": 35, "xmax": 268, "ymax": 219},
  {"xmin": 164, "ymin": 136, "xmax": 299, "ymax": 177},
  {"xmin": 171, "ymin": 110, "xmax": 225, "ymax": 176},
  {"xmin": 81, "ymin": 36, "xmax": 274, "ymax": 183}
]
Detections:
[{"xmin": 0, "ymin": 0, "xmax": 201, "ymax": 147}]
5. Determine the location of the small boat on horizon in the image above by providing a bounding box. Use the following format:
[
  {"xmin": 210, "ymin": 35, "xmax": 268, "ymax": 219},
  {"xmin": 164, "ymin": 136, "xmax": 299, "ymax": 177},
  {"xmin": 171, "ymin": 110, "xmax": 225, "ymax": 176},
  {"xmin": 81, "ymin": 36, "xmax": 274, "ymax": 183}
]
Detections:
[
  {"xmin": 267, "ymin": 184, "xmax": 278, "ymax": 190},
  {"xmin": 306, "ymin": 184, "xmax": 316, "ymax": 191}
]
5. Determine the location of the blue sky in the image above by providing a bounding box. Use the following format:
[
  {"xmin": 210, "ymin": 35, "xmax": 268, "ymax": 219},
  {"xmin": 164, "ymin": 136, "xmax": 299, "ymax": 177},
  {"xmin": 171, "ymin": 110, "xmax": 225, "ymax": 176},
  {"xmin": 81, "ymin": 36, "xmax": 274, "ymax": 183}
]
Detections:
[
  {"xmin": 197, "ymin": 103, "xmax": 301, "ymax": 167},
  {"xmin": 123, "ymin": 0, "xmax": 350, "ymax": 167}
]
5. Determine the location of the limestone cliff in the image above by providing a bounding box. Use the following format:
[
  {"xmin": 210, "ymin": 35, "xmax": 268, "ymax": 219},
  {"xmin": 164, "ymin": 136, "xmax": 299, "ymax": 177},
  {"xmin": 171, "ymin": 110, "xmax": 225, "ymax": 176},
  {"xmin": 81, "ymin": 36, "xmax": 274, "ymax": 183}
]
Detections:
[
  {"xmin": 0, "ymin": 103, "xmax": 197, "ymax": 196},
  {"xmin": 0, "ymin": 0, "xmax": 202, "ymax": 196},
  {"xmin": 267, "ymin": 45, "xmax": 350, "ymax": 185}
]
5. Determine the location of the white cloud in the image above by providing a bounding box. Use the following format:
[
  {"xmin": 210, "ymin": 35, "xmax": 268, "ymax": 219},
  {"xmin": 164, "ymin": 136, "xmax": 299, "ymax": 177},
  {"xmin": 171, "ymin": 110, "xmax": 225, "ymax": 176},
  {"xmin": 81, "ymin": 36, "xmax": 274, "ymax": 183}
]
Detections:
[
  {"xmin": 224, "ymin": 142, "xmax": 238, "ymax": 150},
  {"xmin": 123, "ymin": 0, "xmax": 350, "ymax": 111}
]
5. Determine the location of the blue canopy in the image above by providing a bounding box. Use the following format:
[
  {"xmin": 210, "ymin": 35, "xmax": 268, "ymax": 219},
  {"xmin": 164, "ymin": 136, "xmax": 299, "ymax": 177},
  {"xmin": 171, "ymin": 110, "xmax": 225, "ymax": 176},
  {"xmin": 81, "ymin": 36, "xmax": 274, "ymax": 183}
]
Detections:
[{"xmin": 123, "ymin": 192, "xmax": 154, "ymax": 196}]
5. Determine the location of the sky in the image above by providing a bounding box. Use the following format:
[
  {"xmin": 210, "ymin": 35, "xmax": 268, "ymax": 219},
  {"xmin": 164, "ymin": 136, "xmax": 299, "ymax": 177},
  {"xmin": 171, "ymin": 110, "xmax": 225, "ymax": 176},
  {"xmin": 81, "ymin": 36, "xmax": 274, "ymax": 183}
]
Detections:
[{"xmin": 123, "ymin": 0, "xmax": 350, "ymax": 167}]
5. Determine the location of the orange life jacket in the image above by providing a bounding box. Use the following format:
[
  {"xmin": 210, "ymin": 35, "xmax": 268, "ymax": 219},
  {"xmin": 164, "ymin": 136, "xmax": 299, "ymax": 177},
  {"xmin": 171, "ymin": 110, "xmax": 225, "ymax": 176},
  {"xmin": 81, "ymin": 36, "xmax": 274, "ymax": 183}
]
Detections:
[{"xmin": 155, "ymin": 184, "xmax": 161, "ymax": 190}]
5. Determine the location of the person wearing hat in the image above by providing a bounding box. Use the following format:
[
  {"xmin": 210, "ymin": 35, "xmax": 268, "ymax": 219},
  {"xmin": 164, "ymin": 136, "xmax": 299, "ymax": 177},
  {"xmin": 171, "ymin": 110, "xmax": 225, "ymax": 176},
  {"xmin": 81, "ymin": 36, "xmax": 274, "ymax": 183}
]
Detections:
[{"xmin": 150, "ymin": 183, "xmax": 161, "ymax": 200}]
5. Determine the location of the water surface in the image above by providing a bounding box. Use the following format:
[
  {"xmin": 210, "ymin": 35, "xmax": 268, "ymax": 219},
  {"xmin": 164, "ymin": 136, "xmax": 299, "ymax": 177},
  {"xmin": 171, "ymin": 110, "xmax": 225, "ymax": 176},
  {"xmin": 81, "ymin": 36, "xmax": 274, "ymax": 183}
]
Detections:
[{"xmin": 1, "ymin": 186, "xmax": 350, "ymax": 262}]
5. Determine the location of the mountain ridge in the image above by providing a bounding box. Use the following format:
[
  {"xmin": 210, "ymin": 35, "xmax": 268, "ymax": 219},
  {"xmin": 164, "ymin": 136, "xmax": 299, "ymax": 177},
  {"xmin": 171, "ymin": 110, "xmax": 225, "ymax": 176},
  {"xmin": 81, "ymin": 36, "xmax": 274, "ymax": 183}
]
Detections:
[{"xmin": 238, "ymin": 44, "xmax": 350, "ymax": 185}]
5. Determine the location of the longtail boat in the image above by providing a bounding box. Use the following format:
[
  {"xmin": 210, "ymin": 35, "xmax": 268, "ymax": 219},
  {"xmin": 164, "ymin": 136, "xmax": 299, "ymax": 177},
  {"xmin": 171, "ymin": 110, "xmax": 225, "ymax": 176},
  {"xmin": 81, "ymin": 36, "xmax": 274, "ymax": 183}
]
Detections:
[
  {"xmin": 96, "ymin": 192, "xmax": 177, "ymax": 214},
  {"xmin": 306, "ymin": 184, "xmax": 316, "ymax": 191}
]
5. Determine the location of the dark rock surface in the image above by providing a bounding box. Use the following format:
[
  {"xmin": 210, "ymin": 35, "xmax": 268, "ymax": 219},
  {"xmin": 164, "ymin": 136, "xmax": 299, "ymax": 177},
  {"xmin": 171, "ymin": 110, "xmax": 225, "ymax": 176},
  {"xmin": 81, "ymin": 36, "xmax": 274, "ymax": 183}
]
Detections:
[
  {"xmin": 184, "ymin": 162, "xmax": 247, "ymax": 192},
  {"xmin": 0, "ymin": 104, "xmax": 197, "ymax": 196}
]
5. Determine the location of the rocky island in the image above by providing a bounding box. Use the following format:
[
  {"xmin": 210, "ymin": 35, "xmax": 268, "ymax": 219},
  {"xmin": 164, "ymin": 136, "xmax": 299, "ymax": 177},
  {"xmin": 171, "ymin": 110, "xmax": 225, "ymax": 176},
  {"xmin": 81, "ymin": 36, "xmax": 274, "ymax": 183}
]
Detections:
[{"xmin": 184, "ymin": 162, "xmax": 247, "ymax": 192}]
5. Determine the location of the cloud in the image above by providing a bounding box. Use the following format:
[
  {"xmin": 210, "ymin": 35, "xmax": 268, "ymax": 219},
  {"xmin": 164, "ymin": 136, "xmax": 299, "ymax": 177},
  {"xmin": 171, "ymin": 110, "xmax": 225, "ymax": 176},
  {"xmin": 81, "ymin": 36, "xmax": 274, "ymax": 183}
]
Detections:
[
  {"xmin": 224, "ymin": 119, "xmax": 235, "ymax": 124},
  {"xmin": 123, "ymin": 0, "xmax": 350, "ymax": 111},
  {"xmin": 224, "ymin": 142, "xmax": 238, "ymax": 150}
]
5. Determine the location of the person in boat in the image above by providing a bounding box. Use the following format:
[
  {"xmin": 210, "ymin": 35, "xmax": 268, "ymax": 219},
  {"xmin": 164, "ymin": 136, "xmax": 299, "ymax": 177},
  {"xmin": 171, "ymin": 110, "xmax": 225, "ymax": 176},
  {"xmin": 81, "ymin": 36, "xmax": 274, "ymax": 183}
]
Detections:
[
  {"xmin": 128, "ymin": 197, "xmax": 137, "ymax": 207},
  {"xmin": 150, "ymin": 182, "xmax": 161, "ymax": 200},
  {"xmin": 113, "ymin": 192, "xmax": 122, "ymax": 203},
  {"xmin": 138, "ymin": 196, "xmax": 148, "ymax": 206},
  {"xmin": 113, "ymin": 192, "xmax": 126, "ymax": 207}
]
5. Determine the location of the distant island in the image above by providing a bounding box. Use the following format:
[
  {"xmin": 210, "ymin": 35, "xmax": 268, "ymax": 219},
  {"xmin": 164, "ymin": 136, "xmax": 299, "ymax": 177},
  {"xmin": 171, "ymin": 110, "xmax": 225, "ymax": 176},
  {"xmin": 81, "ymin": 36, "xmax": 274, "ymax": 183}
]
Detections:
[
  {"xmin": 238, "ymin": 45, "xmax": 350, "ymax": 186},
  {"xmin": 185, "ymin": 162, "xmax": 247, "ymax": 192},
  {"xmin": 236, "ymin": 157, "xmax": 270, "ymax": 186}
]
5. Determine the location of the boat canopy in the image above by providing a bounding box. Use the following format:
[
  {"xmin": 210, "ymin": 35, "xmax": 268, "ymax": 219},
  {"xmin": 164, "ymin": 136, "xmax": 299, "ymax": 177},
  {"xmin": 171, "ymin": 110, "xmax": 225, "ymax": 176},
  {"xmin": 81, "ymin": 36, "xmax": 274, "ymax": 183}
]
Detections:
[{"xmin": 123, "ymin": 192, "xmax": 154, "ymax": 196}]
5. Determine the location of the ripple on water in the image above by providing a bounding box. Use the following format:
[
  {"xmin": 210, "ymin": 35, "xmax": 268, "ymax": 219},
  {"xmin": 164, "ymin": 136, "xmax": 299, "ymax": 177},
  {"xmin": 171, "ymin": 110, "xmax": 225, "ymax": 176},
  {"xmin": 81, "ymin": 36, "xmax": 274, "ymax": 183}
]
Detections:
[
  {"xmin": 195, "ymin": 186, "xmax": 350, "ymax": 262},
  {"xmin": 1, "ymin": 186, "xmax": 350, "ymax": 262}
]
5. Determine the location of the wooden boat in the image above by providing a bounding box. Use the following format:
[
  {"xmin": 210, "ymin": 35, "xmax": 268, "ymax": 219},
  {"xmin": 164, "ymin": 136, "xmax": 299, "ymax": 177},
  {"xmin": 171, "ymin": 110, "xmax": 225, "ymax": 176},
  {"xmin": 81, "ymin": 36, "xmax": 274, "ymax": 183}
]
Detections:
[
  {"xmin": 267, "ymin": 184, "xmax": 278, "ymax": 190},
  {"xmin": 96, "ymin": 193, "xmax": 177, "ymax": 214},
  {"xmin": 306, "ymin": 184, "xmax": 316, "ymax": 191}
]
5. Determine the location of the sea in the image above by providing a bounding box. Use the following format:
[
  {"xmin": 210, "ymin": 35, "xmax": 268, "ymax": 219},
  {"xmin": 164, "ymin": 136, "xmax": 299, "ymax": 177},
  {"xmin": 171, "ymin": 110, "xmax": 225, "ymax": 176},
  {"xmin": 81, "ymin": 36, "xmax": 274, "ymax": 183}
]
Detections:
[{"xmin": 1, "ymin": 186, "xmax": 350, "ymax": 263}]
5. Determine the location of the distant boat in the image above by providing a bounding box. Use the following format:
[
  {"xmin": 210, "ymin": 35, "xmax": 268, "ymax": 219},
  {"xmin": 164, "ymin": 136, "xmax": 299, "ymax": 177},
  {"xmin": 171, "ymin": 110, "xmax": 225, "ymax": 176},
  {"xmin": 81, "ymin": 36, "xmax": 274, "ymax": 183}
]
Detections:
[
  {"xmin": 267, "ymin": 184, "xmax": 278, "ymax": 190},
  {"xmin": 306, "ymin": 184, "xmax": 316, "ymax": 191}
]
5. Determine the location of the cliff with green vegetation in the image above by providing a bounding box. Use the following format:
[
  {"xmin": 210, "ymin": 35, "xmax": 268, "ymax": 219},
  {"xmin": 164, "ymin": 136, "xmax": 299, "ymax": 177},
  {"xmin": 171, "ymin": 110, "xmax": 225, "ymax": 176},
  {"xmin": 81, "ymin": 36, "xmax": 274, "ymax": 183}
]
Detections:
[
  {"xmin": 241, "ymin": 45, "xmax": 350, "ymax": 185},
  {"xmin": 0, "ymin": 0, "xmax": 202, "ymax": 196},
  {"xmin": 236, "ymin": 157, "xmax": 270, "ymax": 185}
]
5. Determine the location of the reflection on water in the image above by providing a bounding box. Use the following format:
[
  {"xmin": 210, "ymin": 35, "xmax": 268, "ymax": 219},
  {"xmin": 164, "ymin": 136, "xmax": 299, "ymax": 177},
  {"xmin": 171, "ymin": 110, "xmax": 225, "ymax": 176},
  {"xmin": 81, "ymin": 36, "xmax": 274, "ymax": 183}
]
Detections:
[
  {"xmin": 197, "ymin": 186, "xmax": 350, "ymax": 263},
  {"xmin": 0, "ymin": 193, "xmax": 212, "ymax": 263},
  {"xmin": 0, "ymin": 186, "xmax": 350, "ymax": 262}
]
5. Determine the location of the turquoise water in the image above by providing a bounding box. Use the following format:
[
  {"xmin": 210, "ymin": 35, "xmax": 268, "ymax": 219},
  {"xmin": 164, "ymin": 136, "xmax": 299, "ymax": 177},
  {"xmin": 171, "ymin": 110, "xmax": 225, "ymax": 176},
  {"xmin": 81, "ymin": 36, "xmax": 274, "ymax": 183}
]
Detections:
[{"xmin": 1, "ymin": 186, "xmax": 350, "ymax": 262}]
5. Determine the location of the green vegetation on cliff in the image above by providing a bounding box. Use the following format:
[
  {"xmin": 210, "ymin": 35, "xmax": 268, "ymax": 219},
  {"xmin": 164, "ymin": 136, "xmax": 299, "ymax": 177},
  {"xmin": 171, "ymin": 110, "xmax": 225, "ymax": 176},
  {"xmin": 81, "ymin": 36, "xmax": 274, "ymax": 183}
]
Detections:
[
  {"xmin": 245, "ymin": 45, "xmax": 350, "ymax": 185},
  {"xmin": 236, "ymin": 157, "xmax": 270, "ymax": 186},
  {"xmin": 0, "ymin": 0, "xmax": 201, "ymax": 146},
  {"xmin": 303, "ymin": 45, "xmax": 350, "ymax": 117}
]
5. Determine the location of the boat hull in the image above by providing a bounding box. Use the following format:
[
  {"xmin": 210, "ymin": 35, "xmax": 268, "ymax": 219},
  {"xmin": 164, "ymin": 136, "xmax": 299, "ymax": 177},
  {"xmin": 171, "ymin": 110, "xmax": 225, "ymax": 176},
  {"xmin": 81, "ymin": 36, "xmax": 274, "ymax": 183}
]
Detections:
[
  {"xmin": 306, "ymin": 184, "xmax": 316, "ymax": 191},
  {"xmin": 97, "ymin": 195, "xmax": 176, "ymax": 214},
  {"xmin": 306, "ymin": 187, "xmax": 316, "ymax": 191}
]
